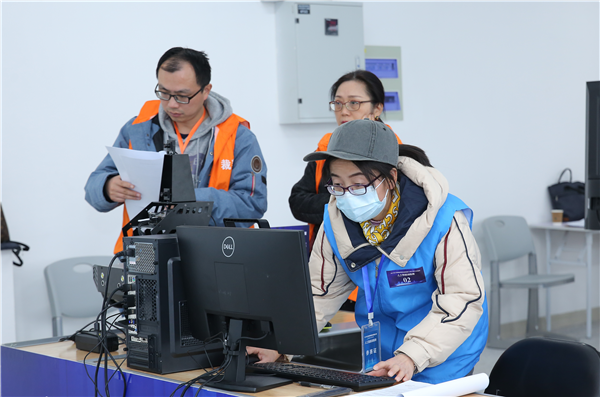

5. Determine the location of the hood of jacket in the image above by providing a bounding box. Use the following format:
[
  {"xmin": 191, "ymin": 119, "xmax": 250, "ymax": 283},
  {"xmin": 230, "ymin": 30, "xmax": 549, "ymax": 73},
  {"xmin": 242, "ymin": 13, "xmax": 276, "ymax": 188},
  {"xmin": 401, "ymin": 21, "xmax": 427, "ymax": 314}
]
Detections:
[{"xmin": 326, "ymin": 156, "xmax": 450, "ymax": 268}]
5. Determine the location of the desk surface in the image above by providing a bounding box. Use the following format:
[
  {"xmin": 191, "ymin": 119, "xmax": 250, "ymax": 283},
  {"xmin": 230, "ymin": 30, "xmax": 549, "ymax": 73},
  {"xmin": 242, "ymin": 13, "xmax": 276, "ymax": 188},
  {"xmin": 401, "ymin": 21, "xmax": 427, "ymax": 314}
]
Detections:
[
  {"xmin": 530, "ymin": 222, "xmax": 600, "ymax": 233},
  {"xmin": 3, "ymin": 312, "xmax": 483, "ymax": 396},
  {"xmin": 4, "ymin": 338, "xmax": 483, "ymax": 397}
]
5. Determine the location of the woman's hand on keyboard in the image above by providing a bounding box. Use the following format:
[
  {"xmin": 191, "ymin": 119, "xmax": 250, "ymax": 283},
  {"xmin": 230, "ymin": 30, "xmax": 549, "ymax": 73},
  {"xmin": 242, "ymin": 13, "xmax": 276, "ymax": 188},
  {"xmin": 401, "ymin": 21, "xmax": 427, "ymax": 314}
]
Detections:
[
  {"xmin": 370, "ymin": 353, "xmax": 415, "ymax": 382},
  {"xmin": 246, "ymin": 346, "xmax": 282, "ymax": 363}
]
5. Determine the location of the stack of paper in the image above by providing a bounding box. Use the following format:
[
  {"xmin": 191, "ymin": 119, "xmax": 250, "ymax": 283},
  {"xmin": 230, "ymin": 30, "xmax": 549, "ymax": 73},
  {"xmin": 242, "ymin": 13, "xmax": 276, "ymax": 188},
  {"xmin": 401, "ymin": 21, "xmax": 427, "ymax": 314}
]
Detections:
[
  {"xmin": 354, "ymin": 373, "xmax": 489, "ymax": 397},
  {"xmin": 107, "ymin": 146, "xmax": 165, "ymax": 218}
]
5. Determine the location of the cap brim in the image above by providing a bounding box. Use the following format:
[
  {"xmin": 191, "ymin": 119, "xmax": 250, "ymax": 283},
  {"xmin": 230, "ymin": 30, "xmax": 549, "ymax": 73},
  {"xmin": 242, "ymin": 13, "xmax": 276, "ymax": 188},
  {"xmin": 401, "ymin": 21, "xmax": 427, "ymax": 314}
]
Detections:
[{"xmin": 303, "ymin": 150, "xmax": 378, "ymax": 163}]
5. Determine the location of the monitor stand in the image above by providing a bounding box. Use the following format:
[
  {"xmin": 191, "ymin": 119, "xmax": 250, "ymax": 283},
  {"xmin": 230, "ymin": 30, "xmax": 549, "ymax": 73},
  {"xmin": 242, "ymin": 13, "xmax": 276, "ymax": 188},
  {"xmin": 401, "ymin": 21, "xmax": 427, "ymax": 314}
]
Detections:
[{"xmin": 206, "ymin": 319, "xmax": 292, "ymax": 393}]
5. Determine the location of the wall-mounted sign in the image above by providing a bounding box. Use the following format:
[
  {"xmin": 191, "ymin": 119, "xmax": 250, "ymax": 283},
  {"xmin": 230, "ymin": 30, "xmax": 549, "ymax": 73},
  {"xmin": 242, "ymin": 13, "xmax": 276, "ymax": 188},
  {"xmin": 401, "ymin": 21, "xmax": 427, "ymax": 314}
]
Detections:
[
  {"xmin": 298, "ymin": 4, "xmax": 310, "ymax": 14},
  {"xmin": 325, "ymin": 19, "xmax": 338, "ymax": 36},
  {"xmin": 365, "ymin": 46, "xmax": 403, "ymax": 121}
]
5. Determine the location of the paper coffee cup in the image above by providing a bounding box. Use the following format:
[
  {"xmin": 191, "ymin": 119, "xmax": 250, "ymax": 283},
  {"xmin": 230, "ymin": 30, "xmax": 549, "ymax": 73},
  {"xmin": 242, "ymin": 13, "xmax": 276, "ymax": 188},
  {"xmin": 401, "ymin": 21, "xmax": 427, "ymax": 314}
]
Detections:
[{"xmin": 551, "ymin": 209, "xmax": 564, "ymax": 224}]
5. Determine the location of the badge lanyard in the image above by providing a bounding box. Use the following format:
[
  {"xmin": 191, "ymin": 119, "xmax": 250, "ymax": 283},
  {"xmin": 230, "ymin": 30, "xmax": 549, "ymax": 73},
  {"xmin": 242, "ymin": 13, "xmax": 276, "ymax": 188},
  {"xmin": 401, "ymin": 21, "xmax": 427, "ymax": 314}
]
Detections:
[
  {"xmin": 361, "ymin": 256, "xmax": 389, "ymax": 326},
  {"xmin": 360, "ymin": 256, "xmax": 389, "ymax": 373},
  {"xmin": 173, "ymin": 108, "xmax": 206, "ymax": 154}
]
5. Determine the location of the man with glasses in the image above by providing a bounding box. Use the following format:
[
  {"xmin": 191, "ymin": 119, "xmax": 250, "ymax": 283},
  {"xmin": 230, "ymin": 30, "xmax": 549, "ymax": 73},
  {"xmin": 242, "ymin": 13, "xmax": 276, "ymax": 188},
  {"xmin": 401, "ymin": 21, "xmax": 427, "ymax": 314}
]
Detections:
[{"xmin": 85, "ymin": 47, "xmax": 268, "ymax": 253}]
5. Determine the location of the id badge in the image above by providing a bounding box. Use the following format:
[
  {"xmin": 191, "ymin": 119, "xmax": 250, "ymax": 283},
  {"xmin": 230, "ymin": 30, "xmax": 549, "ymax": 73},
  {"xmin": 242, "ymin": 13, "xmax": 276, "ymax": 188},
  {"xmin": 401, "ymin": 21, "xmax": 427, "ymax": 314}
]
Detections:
[{"xmin": 361, "ymin": 321, "xmax": 381, "ymax": 373}]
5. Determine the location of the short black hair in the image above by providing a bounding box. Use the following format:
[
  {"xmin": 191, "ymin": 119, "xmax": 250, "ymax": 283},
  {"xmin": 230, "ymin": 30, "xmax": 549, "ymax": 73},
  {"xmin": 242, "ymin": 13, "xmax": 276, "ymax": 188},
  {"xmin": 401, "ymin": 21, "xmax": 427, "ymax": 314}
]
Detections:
[
  {"xmin": 398, "ymin": 144, "xmax": 433, "ymax": 167},
  {"xmin": 156, "ymin": 47, "xmax": 211, "ymax": 89},
  {"xmin": 330, "ymin": 70, "xmax": 385, "ymax": 115}
]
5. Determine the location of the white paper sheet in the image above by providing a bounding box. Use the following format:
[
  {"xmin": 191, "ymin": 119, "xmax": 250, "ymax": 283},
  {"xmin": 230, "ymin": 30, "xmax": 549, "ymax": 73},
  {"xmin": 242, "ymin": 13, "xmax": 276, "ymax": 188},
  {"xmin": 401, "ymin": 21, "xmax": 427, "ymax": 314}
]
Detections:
[
  {"xmin": 106, "ymin": 146, "xmax": 166, "ymax": 219},
  {"xmin": 564, "ymin": 219, "xmax": 585, "ymax": 228},
  {"xmin": 354, "ymin": 373, "xmax": 489, "ymax": 397}
]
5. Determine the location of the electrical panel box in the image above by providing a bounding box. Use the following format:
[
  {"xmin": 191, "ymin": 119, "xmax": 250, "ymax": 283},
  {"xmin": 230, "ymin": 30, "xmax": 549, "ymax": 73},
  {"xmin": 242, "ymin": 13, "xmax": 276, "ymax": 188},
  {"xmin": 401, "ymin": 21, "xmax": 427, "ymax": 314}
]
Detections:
[
  {"xmin": 365, "ymin": 46, "xmax": 404, "ymax": 121},
  {"xmin": 276, "ymin": 2, "xmax": 364, "ymax": 124}
]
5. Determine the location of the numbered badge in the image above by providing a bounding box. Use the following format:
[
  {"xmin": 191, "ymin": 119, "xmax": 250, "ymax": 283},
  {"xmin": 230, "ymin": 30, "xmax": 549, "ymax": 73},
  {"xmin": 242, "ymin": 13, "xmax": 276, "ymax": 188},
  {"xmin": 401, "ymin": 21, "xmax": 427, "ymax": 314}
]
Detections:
[
  {"xmin": 386, "ymin": 267, "xmax": 426, "ymax": 288},
  {"xmin": 361, "ymin": 321, "xmax": 381, "ymax": 373}
]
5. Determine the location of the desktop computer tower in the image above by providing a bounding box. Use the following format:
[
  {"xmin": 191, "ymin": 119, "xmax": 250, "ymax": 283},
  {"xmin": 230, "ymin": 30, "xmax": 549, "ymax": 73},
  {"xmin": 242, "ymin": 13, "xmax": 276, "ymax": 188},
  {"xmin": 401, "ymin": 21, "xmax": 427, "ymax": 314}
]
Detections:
[{"xmin": 123, "ymin": 234, "xmax": 223, "ymax": 374}]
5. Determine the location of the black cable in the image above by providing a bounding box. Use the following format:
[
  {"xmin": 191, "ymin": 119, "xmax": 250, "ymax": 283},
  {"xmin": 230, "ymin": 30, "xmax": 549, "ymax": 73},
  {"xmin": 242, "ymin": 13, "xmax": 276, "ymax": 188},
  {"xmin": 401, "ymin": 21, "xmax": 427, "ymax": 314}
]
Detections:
[
  {"xmin": 192, "ymin": 358, "xmax": 231, "ymax": 397},
  {"xmin": 169, "ymin": 332, "xmax": 230, "ymax": 397},
  {"xmin": 182, "ymin": 355, "xmax": 232, "ymax": 397},
  {"xmin": 181, "ymin": 330, "xmax": 263, "ymax": 396},
  {"xmin": 172, "ymin": 353, "xmax": 230, "ymax": 397},
  {"xmin": 106, "ymin": 313, "xmax": 127, "ymax": 344},
  {"xmin": 82, "ymin": 300, "xmax": 126, "ymax": 397},
  {"xmin": 105, "ymin": 310, "xmax": 128, "ymax": 386},
  {"xmin": 183, "ymin": 335, "xmax": 225, "ymax": 371},
  {"xmin": 92, "ymin": 249, "xmax": 132, "ymax": 397},
  {"xmin": 84, "ymin": 299, "xmax": 126, "ymax": 397},
  {"xmin": 239, "ymin": 332, "xmax": 269, "ymax": 342},
  {"xmin": 101, "ymin": 276, "xmax": 132, "ymax": 397},
  {"xmin": 95, "ymin": 253, "xmax": 120, "ymax": 397}
]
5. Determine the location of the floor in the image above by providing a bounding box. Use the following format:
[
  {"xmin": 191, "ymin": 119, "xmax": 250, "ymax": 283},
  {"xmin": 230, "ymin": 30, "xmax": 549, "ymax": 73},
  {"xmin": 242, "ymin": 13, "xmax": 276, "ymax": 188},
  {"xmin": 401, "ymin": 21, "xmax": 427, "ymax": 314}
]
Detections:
[{"xmin": 473, "ymin": 320, "xmax": 600, "ymax": 376}]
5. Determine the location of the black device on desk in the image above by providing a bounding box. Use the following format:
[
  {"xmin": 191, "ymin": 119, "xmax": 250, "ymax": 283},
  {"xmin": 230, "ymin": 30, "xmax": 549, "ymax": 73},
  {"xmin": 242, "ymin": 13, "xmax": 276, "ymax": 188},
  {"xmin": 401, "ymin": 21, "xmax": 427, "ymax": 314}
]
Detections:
[
  {"xmin": 248, "ymin": 362, "xmax": 396, "ymax": 392},
  {"xmin": 116, "ymin": 140, "xmax": 223, "ymax": 374},
  {"xmin": 121, "ymin": 139, "xmax": 213, "ymax": 238},
  {"xmin": 92, "ymin": 261, "xmax": 125, "ymax": 307},
  {"xmin": 177, "ymin": 225, "xmax": 320, "ymax": 393},
  {"xmin": 122, "ymin": 234, "xmax": 223, "ymax": 374}
]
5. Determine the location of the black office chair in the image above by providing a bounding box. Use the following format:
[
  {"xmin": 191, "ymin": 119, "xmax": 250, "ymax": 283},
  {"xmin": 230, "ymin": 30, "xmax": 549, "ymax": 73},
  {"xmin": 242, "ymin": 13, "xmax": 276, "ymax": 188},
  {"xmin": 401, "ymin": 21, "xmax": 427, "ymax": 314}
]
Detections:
[{"xmin": 486, "ymin": 336, "xmax": 600, "ymax": 397}]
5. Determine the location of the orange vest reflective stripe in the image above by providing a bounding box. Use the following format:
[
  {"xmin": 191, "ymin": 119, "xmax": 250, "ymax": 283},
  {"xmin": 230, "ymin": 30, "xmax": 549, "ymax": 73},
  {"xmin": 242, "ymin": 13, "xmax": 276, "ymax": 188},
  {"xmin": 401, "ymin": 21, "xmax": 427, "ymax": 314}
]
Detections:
[{"xmin": 113, "ymin": 100, "xmax": 247, "ymax": 253}]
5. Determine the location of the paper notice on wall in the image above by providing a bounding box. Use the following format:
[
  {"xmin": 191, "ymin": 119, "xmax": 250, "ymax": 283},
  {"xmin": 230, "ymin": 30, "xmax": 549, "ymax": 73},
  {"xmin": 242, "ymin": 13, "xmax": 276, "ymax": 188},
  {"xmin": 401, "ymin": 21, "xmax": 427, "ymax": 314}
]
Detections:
[
  {"xmin": 106, "ymin": 146, "xmax": 165, "ymax": 219},
  {"xmin": 354, "ymin": 373, "xmax": 489, "ymax": 397}
]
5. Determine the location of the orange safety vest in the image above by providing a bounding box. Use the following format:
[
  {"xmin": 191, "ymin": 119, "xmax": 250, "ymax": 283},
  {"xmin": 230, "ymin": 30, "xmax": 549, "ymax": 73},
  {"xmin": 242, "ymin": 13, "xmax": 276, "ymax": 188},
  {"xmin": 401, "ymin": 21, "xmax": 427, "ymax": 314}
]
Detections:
[
  {"xmin": 312, "ymin": 127, "xmax": 402, "ymax": 303},
  {"xmin": 113, "ymin": 100, "xmax": 249, "ymax": 253}
]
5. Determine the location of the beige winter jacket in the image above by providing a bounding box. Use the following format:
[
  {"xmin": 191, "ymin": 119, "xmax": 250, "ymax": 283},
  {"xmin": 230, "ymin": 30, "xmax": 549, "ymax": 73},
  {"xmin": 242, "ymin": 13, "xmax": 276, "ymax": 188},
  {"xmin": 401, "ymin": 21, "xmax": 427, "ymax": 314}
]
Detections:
[{"xmin": 309, "ymin": 156, "xmax": 486, "ymax": 373}]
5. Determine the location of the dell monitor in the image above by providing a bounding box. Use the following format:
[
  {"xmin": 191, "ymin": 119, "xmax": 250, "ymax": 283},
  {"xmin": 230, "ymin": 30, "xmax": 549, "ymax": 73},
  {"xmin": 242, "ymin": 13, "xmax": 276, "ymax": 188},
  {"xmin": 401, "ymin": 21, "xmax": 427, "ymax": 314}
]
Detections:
[
  {"xmin": 586, "ymin": 81, "xmax": 600, "ymax": 230},
  {"xmin": 176, "ymin": 225, "xmax": 320, "ymax": 393}
]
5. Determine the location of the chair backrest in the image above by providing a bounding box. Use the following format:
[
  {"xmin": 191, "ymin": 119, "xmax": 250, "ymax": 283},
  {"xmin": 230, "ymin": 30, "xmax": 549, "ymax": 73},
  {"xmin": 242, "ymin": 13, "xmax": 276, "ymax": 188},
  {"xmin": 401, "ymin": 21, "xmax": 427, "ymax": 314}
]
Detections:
[
  {"xmin": 486, "ymin": 336, "xmax": 600, "ymax": 397},
  {"xmin": 44, "ymin": 256, "xmax": 113, "ymax": 319},
  {"xmin": 482, "ymin": 216, "xmax": 536, "ymax": 262}
]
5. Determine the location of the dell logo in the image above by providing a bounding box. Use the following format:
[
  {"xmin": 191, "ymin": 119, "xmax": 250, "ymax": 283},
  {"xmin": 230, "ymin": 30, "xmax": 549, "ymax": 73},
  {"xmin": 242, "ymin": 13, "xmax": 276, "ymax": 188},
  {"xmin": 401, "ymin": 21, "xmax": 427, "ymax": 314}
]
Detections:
[{"xmin": 222, "ymin": 236, "xmax": 235, "ymax": 257}]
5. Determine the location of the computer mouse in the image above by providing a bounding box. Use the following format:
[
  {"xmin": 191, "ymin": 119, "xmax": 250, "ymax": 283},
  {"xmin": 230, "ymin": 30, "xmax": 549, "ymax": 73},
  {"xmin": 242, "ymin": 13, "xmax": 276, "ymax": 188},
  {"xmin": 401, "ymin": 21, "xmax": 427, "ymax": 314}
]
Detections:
[{"xmin": 246, "ymin": 354, "xmax": 261, "ymax": 365}]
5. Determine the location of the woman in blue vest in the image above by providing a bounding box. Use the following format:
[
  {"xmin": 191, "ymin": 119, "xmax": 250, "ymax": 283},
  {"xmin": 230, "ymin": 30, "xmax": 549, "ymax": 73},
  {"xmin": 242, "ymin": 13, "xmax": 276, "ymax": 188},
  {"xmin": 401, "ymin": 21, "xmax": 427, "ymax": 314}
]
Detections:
[{"xmin": 250, "ymin": 119, "xmax": 488, "ymax": 384}]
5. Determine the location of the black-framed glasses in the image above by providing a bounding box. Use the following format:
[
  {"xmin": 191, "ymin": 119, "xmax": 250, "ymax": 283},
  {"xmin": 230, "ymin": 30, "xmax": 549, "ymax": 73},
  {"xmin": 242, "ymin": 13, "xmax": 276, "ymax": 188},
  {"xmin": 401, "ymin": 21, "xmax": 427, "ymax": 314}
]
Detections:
[
  {"xmin": 325, "ymin": 175, "xmax": 383, "ymax": 196},
  {"xmin": 329, "ymin": 100, "xmax": 372, "ymax": 112},
  {"xmin": 154, "ymin": 84, "xmax": 204, "ymax": 104}
]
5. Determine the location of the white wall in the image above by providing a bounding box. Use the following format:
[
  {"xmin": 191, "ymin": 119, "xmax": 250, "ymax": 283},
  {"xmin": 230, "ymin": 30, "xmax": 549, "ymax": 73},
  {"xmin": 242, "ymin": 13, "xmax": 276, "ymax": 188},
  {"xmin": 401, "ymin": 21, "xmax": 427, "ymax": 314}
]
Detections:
[{"xmin": 1, "ymin": 1, "xmax": 598, "ymax": 342}]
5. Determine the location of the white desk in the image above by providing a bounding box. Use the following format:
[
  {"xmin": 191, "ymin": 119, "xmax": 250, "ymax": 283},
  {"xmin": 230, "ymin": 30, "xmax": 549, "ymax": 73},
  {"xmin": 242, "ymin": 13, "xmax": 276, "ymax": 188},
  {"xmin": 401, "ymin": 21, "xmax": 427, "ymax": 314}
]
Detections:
[{"xmin": 530, "ymin": 223, "xmax": 600, "ymax": 338}]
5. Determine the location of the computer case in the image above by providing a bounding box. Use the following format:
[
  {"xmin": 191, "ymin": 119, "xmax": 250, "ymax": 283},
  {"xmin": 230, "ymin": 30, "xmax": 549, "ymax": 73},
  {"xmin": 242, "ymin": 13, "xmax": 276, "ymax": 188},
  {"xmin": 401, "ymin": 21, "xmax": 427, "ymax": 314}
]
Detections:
[{"xmin": 123, "ymin": 234, "xmax": 223, "ymax": 374}]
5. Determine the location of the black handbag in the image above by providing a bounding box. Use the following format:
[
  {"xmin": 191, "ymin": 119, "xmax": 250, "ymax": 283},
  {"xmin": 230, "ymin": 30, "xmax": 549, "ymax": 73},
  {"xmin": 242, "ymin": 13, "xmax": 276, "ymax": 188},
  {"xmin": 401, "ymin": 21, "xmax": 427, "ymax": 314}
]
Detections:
[{"xmin": 547, "ymin": 168, "xmax": 585, "ymax": 222}]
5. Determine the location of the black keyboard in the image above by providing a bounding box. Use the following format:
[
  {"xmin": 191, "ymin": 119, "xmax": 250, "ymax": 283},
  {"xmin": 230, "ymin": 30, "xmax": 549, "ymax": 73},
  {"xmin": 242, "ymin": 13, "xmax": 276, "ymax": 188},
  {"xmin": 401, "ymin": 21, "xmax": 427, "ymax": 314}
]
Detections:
[{"xmin": 247, "ymin": 362, "xmax": 396, "ymax": 391}]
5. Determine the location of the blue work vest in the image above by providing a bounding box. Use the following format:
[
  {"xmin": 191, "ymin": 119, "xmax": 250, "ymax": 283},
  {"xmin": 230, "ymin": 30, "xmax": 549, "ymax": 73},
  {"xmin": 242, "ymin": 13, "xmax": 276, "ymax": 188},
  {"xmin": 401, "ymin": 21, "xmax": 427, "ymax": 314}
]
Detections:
[{"xmin": 323, "ymin": 194, "xmax": 488, "ymax": 384}]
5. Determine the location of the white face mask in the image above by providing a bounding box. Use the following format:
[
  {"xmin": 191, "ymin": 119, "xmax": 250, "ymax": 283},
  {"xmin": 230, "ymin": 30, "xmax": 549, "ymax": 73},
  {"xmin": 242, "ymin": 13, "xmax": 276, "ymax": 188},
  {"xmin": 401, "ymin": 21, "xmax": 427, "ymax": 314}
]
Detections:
[{"xmin": 335, "ymin": 180, "xmax": 388, "ymax": 223}]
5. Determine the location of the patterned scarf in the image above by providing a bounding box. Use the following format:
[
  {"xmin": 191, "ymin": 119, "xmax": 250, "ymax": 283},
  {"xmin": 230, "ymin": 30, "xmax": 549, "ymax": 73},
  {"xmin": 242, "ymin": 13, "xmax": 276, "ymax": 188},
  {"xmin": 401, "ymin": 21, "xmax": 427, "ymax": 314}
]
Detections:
[{"xmin": 360, "ymin": 186, "xmax": 400, "ymax": 246}]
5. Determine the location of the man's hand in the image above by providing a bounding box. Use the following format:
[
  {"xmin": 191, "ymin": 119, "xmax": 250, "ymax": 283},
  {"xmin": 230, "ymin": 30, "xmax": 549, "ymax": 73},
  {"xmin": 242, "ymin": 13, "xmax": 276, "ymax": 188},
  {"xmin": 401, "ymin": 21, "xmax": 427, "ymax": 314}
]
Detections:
[
  {"xmin": 370, "ymin": 354, "xmax": 415, "ymax": 382},
  {"xmin": 105, "ymin": 175, "xmax": 141, "ymax": 203},
  {"xmin": 246, "ymin": 346, "xmax": 282, "ymax": 363}
]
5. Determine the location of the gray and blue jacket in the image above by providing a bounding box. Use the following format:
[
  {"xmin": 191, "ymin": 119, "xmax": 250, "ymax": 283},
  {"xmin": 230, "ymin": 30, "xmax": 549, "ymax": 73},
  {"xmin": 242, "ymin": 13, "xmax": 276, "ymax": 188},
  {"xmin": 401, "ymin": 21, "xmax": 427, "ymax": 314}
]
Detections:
[{"xmin": 84, "ymin": 92, "xmax": 268, "ymax": 227}]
